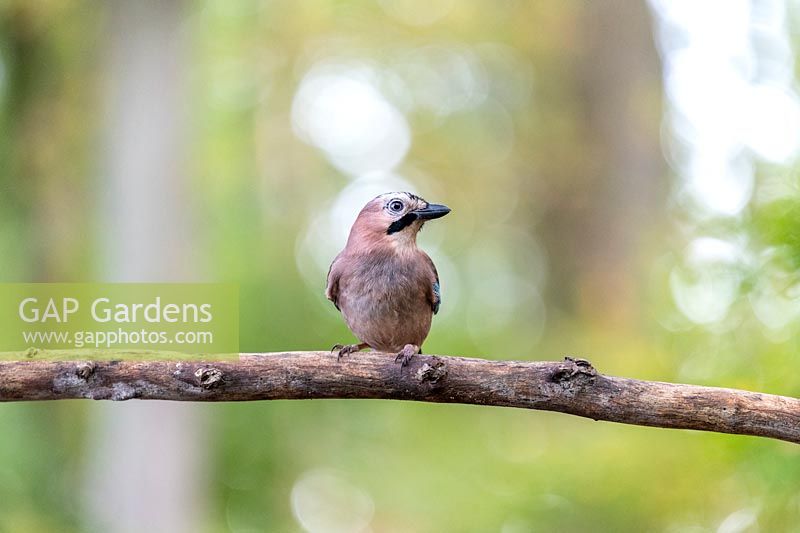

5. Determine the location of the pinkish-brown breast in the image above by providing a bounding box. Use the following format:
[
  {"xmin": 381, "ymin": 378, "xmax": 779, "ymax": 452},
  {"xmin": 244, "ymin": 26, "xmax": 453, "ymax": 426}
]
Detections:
[{"xmin": 333, "ymin": 248, "xmax": 436, "ymax": 352}]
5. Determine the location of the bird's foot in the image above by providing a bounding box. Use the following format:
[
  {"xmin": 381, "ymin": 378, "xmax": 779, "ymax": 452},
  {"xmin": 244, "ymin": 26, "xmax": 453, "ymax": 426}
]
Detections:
[
  {"xmin": 394, "ymin": 344, "xmax": 420, "ymax": 367},
  {"xmin": 331, "ymin": 343, "xmax": 367, "ymax": 361}
]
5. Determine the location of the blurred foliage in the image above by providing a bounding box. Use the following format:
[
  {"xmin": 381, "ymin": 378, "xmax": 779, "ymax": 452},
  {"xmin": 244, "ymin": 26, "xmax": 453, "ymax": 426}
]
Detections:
[
  {"xmin": 0, "ymin": 1, "xmax": 799, "ymax": 532},
  {"xmin": 754, "ymin": 198, "xmax": 800, "ymax": 266}
]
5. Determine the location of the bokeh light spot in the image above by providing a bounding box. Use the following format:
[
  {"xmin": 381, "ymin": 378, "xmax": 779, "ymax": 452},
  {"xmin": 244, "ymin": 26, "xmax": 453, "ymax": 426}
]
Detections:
[
  {"xmin": 669, "ymin": 237, "xmax": 745, "ymax": 325},
  {"xmin": 292, "ymin": 62, "xmax": 411, "ymax": 176},
  {"xmin": 291, "ymin": 468, "xmax": 374, "ymax": 533}
]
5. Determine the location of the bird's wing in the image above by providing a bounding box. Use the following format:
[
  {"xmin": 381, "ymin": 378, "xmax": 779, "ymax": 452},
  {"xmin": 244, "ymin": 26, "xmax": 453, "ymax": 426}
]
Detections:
[
  {"xmin": 422, "ymin": 253, "xmax": 441, "ymax": 315},
  {"xmin": 325, "ymin": 255, "xmax": 343, "ymax": 311},
  {"xmin": 432, "ymin": 280, "xmax": 441, "ymax": 315}
]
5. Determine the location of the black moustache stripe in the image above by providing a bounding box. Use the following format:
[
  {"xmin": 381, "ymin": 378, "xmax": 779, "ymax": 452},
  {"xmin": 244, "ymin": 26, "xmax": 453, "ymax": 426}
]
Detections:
[{"xmin": 386, "ymin": 213, "xmax": 418, "ymax": 235}]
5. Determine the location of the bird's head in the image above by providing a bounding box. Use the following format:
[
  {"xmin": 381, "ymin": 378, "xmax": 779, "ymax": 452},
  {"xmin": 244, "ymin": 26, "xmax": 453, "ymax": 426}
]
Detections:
[{"xmin": 347, "ymin": 192, "xmax": 450, "ymax": 250}]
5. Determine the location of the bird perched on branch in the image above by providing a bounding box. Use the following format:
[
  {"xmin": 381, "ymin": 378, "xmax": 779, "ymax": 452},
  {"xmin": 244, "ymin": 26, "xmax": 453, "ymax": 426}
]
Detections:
[{"xmin": 326, "ymin": 192, "xmax": 450, "ymax": 366}]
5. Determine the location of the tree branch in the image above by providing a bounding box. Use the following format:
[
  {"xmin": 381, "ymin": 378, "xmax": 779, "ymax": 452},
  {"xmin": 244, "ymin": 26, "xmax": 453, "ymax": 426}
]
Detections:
[{"xmin": 1, "ymin": 352, "xmax": 798, "ymax": 444}]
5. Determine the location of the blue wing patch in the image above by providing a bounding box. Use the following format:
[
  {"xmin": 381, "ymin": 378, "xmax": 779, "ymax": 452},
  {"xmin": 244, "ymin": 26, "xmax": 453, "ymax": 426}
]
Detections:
[{"xmin": 432, "ymin": 281, "xmax": 441, "ymax": 314}]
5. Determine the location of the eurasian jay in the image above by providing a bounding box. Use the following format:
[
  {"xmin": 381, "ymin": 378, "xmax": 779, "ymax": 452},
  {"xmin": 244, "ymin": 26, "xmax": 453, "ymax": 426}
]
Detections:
[{"xmin": 326, "ymin": 192, "xmax": 450, "ymax": 366}]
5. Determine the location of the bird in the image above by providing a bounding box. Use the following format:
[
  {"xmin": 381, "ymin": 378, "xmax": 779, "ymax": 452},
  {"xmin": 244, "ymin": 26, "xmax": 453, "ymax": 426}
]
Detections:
[{"xmin": 325, "ymin": 192, "xmax": 450, "ymax": 366}]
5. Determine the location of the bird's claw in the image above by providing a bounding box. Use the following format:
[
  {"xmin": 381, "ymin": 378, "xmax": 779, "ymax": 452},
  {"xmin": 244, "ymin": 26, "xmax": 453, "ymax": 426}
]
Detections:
[
  {"xmin": 394, "ymin": 344, "xmax": 419, "ymax": 367},
  {"xmin": 394, "ymin": 352, "xmax": 412, "ymax": 366},
  {"xmin": 332, "ymin": 343, "xmax": 361, "ymax": 361}
]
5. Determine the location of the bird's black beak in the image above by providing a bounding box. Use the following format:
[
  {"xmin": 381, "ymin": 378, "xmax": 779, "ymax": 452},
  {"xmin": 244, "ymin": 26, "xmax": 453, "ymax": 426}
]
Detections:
[{"xmin": 413, "ymin": 203, "xmax": 451, "ymax": 221}]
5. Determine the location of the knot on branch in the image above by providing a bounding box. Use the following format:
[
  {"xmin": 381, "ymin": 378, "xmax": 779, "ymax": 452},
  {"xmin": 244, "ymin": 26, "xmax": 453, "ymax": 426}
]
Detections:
[
  {"xmin": 25, "ymin": 347, "xmax": 40, "ymax": 358},
  {"xmin": 415, "ymin": 357, "xmax": 447, "ymax": 385},
  {"xmin": 551, "ymin": 356, "xmax": 596, "ymax": 388},
  {"xmin": 194, "ymin": 366, "xmax": 224, "ymax": 389},
  {"xmin": 75, "ymin": 362, "xmax": 96, "ymax": 380}
]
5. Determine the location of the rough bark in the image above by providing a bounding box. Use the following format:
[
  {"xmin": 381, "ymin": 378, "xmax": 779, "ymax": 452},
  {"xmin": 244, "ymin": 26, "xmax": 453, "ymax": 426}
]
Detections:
[{"xmin": 1, "ymin": 352, "xmax": 797, "ymax": 445}]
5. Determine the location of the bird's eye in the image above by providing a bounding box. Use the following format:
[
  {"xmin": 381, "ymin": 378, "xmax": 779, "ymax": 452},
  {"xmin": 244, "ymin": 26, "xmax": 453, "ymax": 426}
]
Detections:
[{"xmin": 389, "ymin": 200, "xmax": 404, "ymax": 212}]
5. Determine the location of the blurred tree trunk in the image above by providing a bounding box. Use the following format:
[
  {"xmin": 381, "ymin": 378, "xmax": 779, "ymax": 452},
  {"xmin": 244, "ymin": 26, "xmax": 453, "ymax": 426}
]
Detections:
[
  {"xmin": 83, "ymin": 1, "xmax": 208, "ymax": 532},
  {"xmin": 538, "ymin": 0, "xmax": 665, "ymax": 326}
]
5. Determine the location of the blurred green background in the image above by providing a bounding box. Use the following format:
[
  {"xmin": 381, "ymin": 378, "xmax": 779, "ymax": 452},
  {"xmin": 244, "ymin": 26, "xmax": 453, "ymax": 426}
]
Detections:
[{"xmin": 1, "ymin": 0, "xmax": 800, "ymax": 531}]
